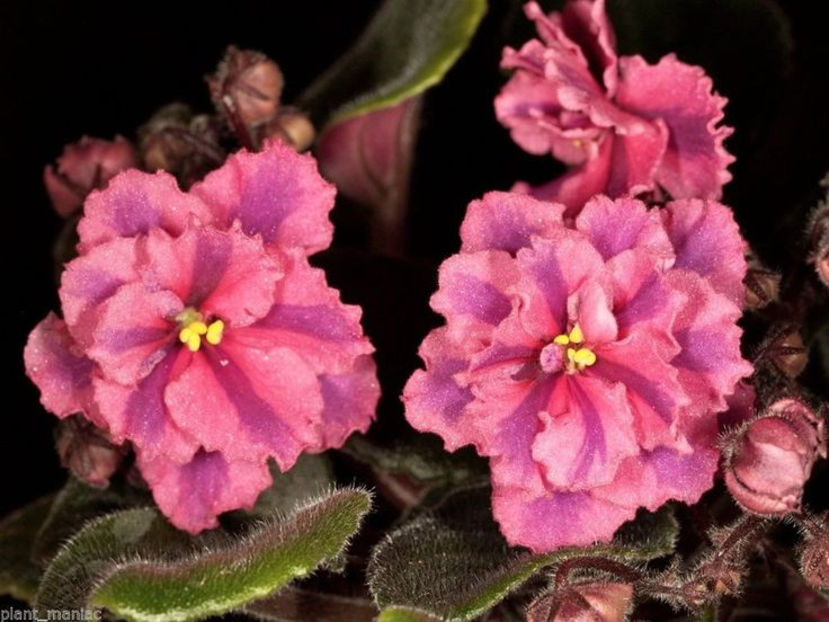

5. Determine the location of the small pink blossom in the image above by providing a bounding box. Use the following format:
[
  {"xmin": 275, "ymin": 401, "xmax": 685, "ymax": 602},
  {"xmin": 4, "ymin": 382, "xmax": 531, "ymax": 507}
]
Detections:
[
  {"xmin": 495, "ymin": 0, "xmax": 734, "ymax": 213},
  {"xmin": 403, "ymin": 192, "xmax": 751, "ymax": 552},
  {"xmin": 44, "ymin": 136, "xmax": 138, "ymax": 218},
  {"xmin": 25, "ymin": 141, "xmax": 380, "ymax": 533}
]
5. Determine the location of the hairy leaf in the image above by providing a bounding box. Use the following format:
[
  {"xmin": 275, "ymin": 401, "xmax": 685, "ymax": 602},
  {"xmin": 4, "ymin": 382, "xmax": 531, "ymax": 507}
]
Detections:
[
  {"xmin": 368, "ymin": 486, "xmax": 678, "ymax": 621},
  {"xmin": 377, "ymin": 607, "xmax": 442, "ymax": 622},
  {"xmin": 300, "ymin": 0, "xmax": 487, "ymax": 125},
  {"xmin": 36, "ymin": 488, "xmax": 371, "ymax": 621},
  {"xmin": 244, "ymin": 586, "xmax": 378, "ymax": 622},
  {"xmin": 0, "ymin": 495, "xmax": 54, "ymax": 603}
]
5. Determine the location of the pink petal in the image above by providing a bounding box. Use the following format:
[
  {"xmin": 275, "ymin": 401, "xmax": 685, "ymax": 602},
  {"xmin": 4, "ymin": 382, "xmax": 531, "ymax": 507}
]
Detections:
[
  {"xmin": 78, "ymin": 170, "xmax": 212, "ymax": 253},
  {"xmin": 403, "ymin": 327, "xmax": 477, "ymax": 452},
  {"xmin": 492, "ymin": 483, "xmax": 636, "ymax": 551},
  {"xmin": 165, "ymin": 337, "xmax": 323, "ymax": 470},
  {"xmin": 532, "ymin": 375, "xmax": 638, "ymax": 490},
  {"xmin": 139, "ymin": 449, "xmax": 272, "ymax": 533},
  {"xmin": 139, "ymin": 225, "xmax": 283, "ymax": 328},
  {"xmin": 662, "ymin": 199, "xmax": 747, "ymax": 306},
  {"xmin": 43, "ymin": 166, "xmax": 84, "ymax": 219},
  {"xmin": 615, "ymin": 54, "xmax": 734, "ymax": 200},
  {"xmin": 604, "ymin": 119, "xmax": 669, "ymax": 198},
  {"xmin": 316, "ymin": 355, "xmax": 380, "ymax": 448},
  {"xmin": 236, "ymin": 253, "xmax": 373, "ymax": 373},
  {"xmin": 191, "ymin": 141, "xmax": 336, "ymax": 255},
  {"xmin": 59, "ymin": 237, "xmax": 141, "ymax": 348},
  {"xmin": 575, "ymin": 195, "xmax": 673, "ymax": 261},
  {"xmin": 460, "ymin": 191, "xmax": 566, "ymax": 254},
  {"xmin": 24, "ymin": 313, "xmax": 98, "ymax": 423},
  {"xmin": 556, "ymin": 0, "xmax": 619, "ymax": 94},
  {"xmin": 666, "ymin": 270, "xmax": 753, "ymax": 417},
  {"xmin": 431, "ymin": 250, "xmax": 519, "ymax": 347},
  {"xmin": 566, "ymin": 280, "xmax": 617, "ymax": 345},
  {"xmin": 93, "ymin": 349, "xmax": 198, "ymax": 463}
]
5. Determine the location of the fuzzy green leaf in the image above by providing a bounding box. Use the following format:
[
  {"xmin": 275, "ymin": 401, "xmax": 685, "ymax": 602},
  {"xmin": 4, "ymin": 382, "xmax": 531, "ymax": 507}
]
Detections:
[
  {"xmin": 0, "ymin": 495, "xmax": 54, "ymax": 603},
  {"xmin": 300, "ymin": 0, "xmax": 487, "ymax": 126},
  {"xmin": 376, "ymin": 607, "xmax": 442, "ymax": 622},
  {"xmin": 244, "ymin": 586, "xmax": 378, "ymax": 622},
  {"xmin": 368, "ymin": 486, "xmax": 678, "ymax": 621},
  {"xmin": 36, "ymin": 488, "xmax": 371, "ymax": 622}
]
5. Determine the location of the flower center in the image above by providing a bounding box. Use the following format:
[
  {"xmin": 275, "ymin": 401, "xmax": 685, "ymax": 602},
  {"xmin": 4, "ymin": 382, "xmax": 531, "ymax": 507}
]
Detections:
[
  {"xmin": 545, "ymin": 324, "xmax": 597, "ymax": 374},
  {"xmin": 176, "ymin": 308, "xmax": 225, "ymax": 352}
]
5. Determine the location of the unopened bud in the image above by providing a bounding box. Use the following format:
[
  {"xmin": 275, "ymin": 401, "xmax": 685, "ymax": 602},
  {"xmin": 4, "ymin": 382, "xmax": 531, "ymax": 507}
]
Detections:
[
  {"xmin": 44, "ymin": 136, "xmax": 137, "ymax": 218},
  {"xmin": 744, "ymin": 251, "xmax": 780, "ymax": 311},
  {"xmin": 263, "ymin": 107, "xmax": 316, "ymax": 151},
  {"xmin": 138, "ymin": 103, "xmax": 225, "ymax": 188},
  {"xmin": 56, "ymin": 416, "xmax": 126, "ymax": 488},
  {"xmin": 208, "ymin": 46, "xmax": 284, "ymax": 130},
  {"xmin": 800, "ymin": 537, "xmax": 829, "ymax": 591},
  {"xmin": 724, "ymin": 398, "xmax": 826, "ymax": 516},
  {"xmin": 755, "ymin": 324, "xmax": 808, "ymax": 379},
  {"xmin": 527, "ymin": 582, "xmax": 633, "ymax": 622}
]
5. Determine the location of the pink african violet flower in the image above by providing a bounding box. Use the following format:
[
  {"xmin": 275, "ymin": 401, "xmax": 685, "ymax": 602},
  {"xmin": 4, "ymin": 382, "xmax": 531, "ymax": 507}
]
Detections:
[
  {"xmin": 44, "ymin": 136, "xmax": 138, "ymax": 218},
  {"xmin": 495, "ymin": 0, "xmax": 734, "ymax": 213},
  {"xmin": 25, "ymin": 141, "xmax": 380, "ymax": 533},
  {"xmin": 403, "ymin": 191, "xmax": 752, "ymax": 552}
]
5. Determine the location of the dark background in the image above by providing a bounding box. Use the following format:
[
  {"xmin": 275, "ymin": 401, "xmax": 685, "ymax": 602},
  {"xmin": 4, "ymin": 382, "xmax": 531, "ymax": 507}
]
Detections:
[{"xmin": 2, "ymin": 0, "xmax": 828, "ymax": 521}]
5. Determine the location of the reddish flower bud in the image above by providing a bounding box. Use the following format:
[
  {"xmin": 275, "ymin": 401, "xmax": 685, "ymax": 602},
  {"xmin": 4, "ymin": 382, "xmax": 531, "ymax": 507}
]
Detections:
[
  {"xmin": 800, "ymin": 537, "xmax": 829, "ymax": 591},
  {"xmin": 264, "ymin": 107, "xmax": 316, "ymax": 152},
  {"xmin": 208, "ymin": 46, "xmax": 284, "ymax": 130},
  {"xmin": 754, "ymin": 324, "xmax": 808, "ymax": 380},
  {"xmin": 43, "ymin": 136, "xmax": 137, "ymax": 218},
  {"xmin": 56, "ymin": 416, "xmax": 126, "ymax": 488},
  {"xmin": 527, "ymin": 582, "xmax": 633, "ymax": 622},
  {"xmin": 138, "ymin": 103, "xmax": 225, "ymax": 189},
  {"xmin": 724, "ymin": 398, "xmax": 827, "ymax": 516},
  {"xmin": 744, "ymin": 251, "xmax": 780, "ymax": 311}
]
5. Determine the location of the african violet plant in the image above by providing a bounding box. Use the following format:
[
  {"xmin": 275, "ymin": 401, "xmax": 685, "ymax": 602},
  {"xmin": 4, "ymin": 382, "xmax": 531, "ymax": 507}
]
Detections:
[{"xmin": 3, "ymin": 0, "xmax": 829, "ymax": 620}]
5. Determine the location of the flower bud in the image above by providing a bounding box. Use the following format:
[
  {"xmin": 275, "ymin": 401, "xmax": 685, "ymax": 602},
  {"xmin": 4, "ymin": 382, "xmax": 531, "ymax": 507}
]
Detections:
[
  {"xmin": 56, "ymin": 416, "xmax": 126, "ymax": 488},
  {"xmin": 138, "ymin": 103, "xmax": 225, "ymax": 189},
  {"xmin": 755, "ymin": 324, "xmax": 808, "ymax": 380},
  {"xmin": 724, "ymin": 398, "xmax": 827, "ymax": 516},
  {"xmin": 263, "ymin": 107, "xmax": 316, "ymax": 151},
  {"xmin": 208, "ymin": 46, "xmax": 284, "ymax": 130},
  {"xmin": 43, "ymin": 136, "xmax": 137, "ymax": 218},
  {"xmin": 526, "ymin": 582, "xmax": 633, "ymax": 622},
  {"xmin": 744, "ymin": 251, "xmax": 780, "ymax": 311},
  {"xmin": 800, "ymin": 537, "xmax": 829, "ymax": 591}
]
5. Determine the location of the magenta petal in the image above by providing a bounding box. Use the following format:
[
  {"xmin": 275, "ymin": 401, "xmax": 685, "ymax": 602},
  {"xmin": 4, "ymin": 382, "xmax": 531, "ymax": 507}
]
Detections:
[
  {"xmin": 140, "ymin": 225, "xmax": 283, "ymax": 327},
  {"xmin": 460, "ymin": 191, "xmax": 566, "ymax": 254},
  {"xmin": 317, "ymin": 355, "xmax": 380, "ymax": 449},
  {"xmin": 78, "ymin": 170, "xmax": 212, "ymax": 253},
  {"xmin": 662, "ymin": 199, "xmax": 747, "ymax": 306},
  {"xmin": 616, "ymin": 54, "xmax": 734, "ymax": 200},
  {"xmin": 139, "ymin": 449, "xmax": 272, "ymax": 533},
  {"xmin": 192, "ymin": 141, "xmax": 336, "ymax": 255},
  {"xmin": 492, "ymin": 483, "xmax": 636, "ymax": 551},
  {"xmin": 557, "ymin": 0, "xmax": 619, "ymax": 94},
  {"xmin": 24, "ymin": 313, "xmax": 98, "ymax": 423},
  {"xmin": 532, "ymin": 375, "xmax": 637, "ymax": 490},
  {"xmin": 403, "ymin": 327, "xmax": 477, "ymax": 452},
  {"xmin": 605, "ymin": 119, "xmax": 668, "ymax": 198}
]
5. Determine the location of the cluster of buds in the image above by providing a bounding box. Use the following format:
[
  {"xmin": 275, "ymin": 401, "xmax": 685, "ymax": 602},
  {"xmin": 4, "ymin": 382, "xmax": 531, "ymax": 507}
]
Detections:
[
  {"xmin": 43, "ymin": 136, "xmax": 137, "ymax": 218},
  {"xmin": 207, "ymin": 46, "xmax": 314, "ymax": 151},
  {"xmin": 723, "ymin": 397, "xmax": 826, "ymax": 516},
  {"xmin": 526, "ymin": 581, "xmax": 634, "ymax": 622},
  {"xmin": 55, "ymin": 416, "xmax": 126, "ymax": 488},
  {"xmin": 138, "ymin": 103, "xmax": 225, "ymax": 189},
  {"xmin": 753, "ymin": 323, "xmax": 809, "ymax": 382}
]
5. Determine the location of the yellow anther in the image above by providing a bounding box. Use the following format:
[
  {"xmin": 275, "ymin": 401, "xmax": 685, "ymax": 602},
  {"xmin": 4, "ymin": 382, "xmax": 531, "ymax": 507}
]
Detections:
[
  {"xmin": 184, "ymin": 332, "xmax": 201, "ymax": 352},
  {"xmin": 206, "ymin": 320, "xmax": 225, "ymax": 345},
  {"xmin": 573, "ymin": 347, "xmax": 597, "ymax": 367},
  {"xmin": 553, "ymin": 334, "xmax": 570, "ymax": 346},
  {"xmin": 179, "ymin": 327, "xmax": 193, "ymax": 344},
  {"xmin": 178, "ymin": 320, "xmax": 212, "ymax": 352},
  {"xmin": 567, "ymin": 347, "xmax": 576, "ymax": 363},
  {"xmin": 568, "ymin": 324, "xmax": 585, "ymax": 344},
  {"xmin": 190, "ymin": 321, "xmax": 208, "ymax": 335}
]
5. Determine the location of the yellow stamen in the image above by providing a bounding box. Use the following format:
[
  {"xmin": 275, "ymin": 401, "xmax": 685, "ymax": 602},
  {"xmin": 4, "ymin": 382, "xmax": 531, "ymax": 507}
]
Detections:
[
  {"xmin": 184, "ymin": 332, "xmax": 201, "ymax": 352},
  {"xmin": 568, "ymin": 324, "xmax": 585, "ymax": 344},
  {"xmin": 573, "ymin": 347, "xmax": 597, "ymax": 367},
  {"xmin": 553, "ymin": 334, "xmax": 570, "ymax": 346},
  {"xmin": 178, "ymin": 318, "xmax": 214, "ymax": 352},
  {"xmin": 206, "ymin": 320, "xmax": 225, "ymax": 345},
  {"xmin": 567, "ymin": 347, "xmax": 576, "ymax": 363}
]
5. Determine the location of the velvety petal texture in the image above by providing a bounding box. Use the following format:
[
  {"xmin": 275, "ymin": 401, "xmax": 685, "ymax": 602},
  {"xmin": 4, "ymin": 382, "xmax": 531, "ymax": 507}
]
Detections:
[
  {"xmin": 403, "ymin": 193, "xmax": 751, "ymax": 552},
  {"xmin": 496, "ymin": 0, "xmax": 734, "ymax": 212},
  {"xmin": 25, "ymin": 142, "xmax": 379, "ymax": 533}
]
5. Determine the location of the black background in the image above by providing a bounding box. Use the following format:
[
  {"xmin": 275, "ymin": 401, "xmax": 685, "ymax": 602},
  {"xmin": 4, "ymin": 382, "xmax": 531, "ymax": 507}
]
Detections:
[{"xmin": 2, "ymin": 0, "xmax": 828, "ymax": 521}]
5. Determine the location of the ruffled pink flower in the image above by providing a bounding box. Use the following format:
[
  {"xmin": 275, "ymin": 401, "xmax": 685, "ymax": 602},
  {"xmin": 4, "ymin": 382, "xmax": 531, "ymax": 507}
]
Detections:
[
  {"xmin": 403, "ymin": 192, "xmax": 751, "ymax": 552},
  {"xmin": 495, "ymin": 0, "xmax": 734, "ymax": 213},
  {"xmin": 25, "ymin": 141, "xmax": 380, "ymax": 533},
  {"xmin": 44, "ymin": 136, "xmax": 138, "ymax": 218}
]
